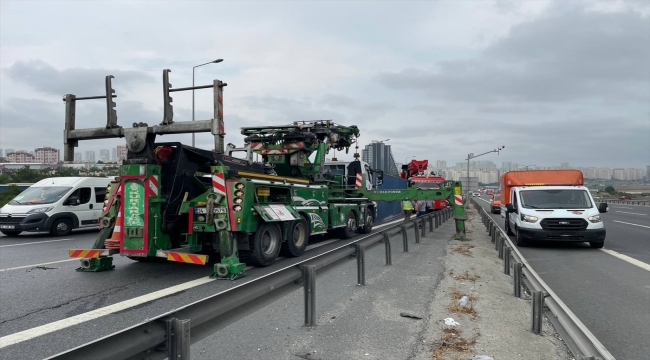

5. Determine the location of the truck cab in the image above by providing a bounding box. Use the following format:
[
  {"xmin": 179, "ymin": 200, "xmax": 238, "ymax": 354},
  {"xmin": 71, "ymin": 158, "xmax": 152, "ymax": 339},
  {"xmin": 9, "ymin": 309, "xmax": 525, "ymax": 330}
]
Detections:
[
  {"xmin": 505, "ymin": 185, "xmax": 608, "ymax": 248},
  {"xmin": 323, "ymin": 160, "xmax": 380, "ymax": 190}
]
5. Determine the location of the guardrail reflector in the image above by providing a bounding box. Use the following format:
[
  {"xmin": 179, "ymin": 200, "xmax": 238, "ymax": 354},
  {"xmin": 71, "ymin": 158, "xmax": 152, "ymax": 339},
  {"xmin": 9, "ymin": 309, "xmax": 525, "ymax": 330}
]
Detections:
[{"xmin": 167, "ymin": 252, "xmax": 208, "ymax": 265}]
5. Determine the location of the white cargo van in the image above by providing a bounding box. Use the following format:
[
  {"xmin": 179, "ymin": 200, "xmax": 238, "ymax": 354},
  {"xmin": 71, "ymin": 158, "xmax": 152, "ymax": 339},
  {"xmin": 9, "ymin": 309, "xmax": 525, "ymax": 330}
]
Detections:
[{"xmin": 0, "ymin": 177, "xmax": 113, "ymax": 237}]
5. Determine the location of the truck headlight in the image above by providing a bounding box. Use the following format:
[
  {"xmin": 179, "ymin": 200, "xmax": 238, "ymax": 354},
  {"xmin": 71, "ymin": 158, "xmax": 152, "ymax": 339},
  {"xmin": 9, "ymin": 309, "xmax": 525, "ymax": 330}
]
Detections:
[
  {"xmin": 521, "ymin": 214, "xmax": 538, "ymax": 223},
  {"xmin": 28, "ymin": 207, "xmax": 53, "ymax": 214},
  {"xmin": 588, "ymin": 215, "xmax": 602, "ymax": 223}
]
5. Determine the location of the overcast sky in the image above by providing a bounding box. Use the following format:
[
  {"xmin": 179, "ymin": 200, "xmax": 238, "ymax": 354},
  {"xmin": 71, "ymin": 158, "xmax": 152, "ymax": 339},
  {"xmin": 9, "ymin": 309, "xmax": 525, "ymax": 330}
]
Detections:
[{"xmin": 1, "ymin": 0, "xmax": 648, "ymax": 169}]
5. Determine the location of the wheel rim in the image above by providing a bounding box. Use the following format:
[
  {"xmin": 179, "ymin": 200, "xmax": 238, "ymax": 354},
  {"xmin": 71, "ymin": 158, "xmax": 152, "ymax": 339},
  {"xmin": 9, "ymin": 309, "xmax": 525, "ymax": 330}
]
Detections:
[
  {"xmin": 366, "ymin": 215, "xmax": 373, "ymax": 228},
  {"xmin": 347, "ymin": 215, "xmax": 356, "ymax": 232},
  {"xmin": 57, "ymin": 222, "xmax": 68, "ymax": 232},
  {"xmin": 261, "ymin": 228, "xmax": 279, "ymax": 255},
  {"xmin": 293, "ymin": 222, "xmax": 306, "ymax": 247}
]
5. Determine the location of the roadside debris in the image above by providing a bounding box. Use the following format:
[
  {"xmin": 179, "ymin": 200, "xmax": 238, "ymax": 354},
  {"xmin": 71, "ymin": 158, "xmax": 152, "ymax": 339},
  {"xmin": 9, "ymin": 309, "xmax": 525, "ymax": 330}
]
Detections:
[{"xmin": 400, "ymin": 312, "xmax": 423, "ymax": 320}]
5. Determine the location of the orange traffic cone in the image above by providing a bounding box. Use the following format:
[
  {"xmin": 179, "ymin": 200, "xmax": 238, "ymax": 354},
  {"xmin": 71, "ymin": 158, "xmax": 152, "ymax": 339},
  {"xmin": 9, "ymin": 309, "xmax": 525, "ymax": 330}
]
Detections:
[{"xmin": 104, "ymin": 210, "xmax": 123, "ymax": 249}]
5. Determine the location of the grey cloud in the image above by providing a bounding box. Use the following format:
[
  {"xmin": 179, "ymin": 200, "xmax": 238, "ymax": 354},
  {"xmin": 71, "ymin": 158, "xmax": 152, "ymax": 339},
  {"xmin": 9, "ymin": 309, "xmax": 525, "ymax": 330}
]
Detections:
[
  {"xmin": 378, "ymin": 9, "xmax": 650, "ymax": 103},
  {"xmin": 4, "ymin": 60, "xmax": 155, "ymax": 98}
]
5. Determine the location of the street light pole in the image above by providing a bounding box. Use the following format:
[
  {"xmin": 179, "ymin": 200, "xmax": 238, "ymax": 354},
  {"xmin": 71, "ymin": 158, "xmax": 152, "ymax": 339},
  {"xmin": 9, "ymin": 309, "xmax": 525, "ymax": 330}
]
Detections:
[
  {"xmin": 192, "ymin": 59, "xmax": 223, "ymax": 147},
  {"xmin": 465, "ymin": 146, "xmax": 505, "ymax": 208}
]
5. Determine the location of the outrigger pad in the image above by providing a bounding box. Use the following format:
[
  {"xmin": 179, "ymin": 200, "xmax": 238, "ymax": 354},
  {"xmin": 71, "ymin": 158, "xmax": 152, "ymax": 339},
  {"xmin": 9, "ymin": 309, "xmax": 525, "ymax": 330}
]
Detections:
[{"xmin": 75, "ymin": 257, "xmax": 115, "ymax": 272}]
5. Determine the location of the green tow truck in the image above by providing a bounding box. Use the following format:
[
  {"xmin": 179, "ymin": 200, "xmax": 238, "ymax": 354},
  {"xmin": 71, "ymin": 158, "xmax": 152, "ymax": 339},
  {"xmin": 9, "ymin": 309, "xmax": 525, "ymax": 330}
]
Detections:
[{"xmin": 65, "ymin": 68, "xmax": 466, "ymax": 279}]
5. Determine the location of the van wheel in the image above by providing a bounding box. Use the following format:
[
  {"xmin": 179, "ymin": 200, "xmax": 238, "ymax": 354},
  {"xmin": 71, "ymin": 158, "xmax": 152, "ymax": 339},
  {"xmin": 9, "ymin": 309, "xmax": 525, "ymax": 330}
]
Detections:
[
  {"xmin": 281, "ymin": 219, "xmax": 309, "ymax": 257},
  {"xmin": 241, "ymin": 222, "xmax": 282, "ymax": 267},
  {"xmin": 359, "ymin": 211, "xmax": 374, "ymax": 234},
  {"xmin": 50, "ymin": 218, "xmax": 72, "ymax": 236},
  {"xmin": 1, "ymin": 230, "xmax": 22, "ymax": 237},
  {"xmin": 338, "ymin": 210, "xmax": 357, "ymax": 239},
  {"xmin": 515, "ymin": 229, "xmax": 528, "ymax": 247},
  {"xmin": 505, "ymin": 218, "xmax": 514, "ymax": 235},
  {"xmin": 589, "ymin": 241, "xmax": 604, "ymax": 249}
]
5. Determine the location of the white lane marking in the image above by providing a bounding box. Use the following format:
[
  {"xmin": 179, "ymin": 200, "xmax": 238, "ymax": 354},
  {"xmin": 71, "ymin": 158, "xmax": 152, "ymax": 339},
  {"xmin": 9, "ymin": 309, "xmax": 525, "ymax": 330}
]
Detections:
[
  {"xmin": 610, "ymin": 206, "xmax": 634, "ymax": 209},
  {"xmin": 600, "ymin": 249, "xmax": 650, "ymax": 271},
  {"xmin": 0, "ymin": 276, "xmax": 217, "ymax": 348},
  {"xmin": 615, "ymin": 211, "xmax": 647, "ymax": 216},
  {"xmin": 0, "ymin": 238, "xmax": 76, "ymax": 248},
  {"xmin": 0, "ymin": 259, "xmax": 79, "ymax": 272},
  {"xmin": 612, "ymin": 220, "xmax": 650, "ymax": 229},
  {"xmin": 0, "ymin": 215, "xmax": 413, "ymax": 347}
]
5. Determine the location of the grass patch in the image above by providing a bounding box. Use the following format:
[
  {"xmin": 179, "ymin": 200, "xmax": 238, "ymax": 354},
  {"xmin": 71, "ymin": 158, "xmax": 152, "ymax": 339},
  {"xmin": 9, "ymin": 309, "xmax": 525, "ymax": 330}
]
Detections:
[
  {"xmin": 431, "ymin": 328, "xmax": 477, "ymax": 360},
  {"xmin": 451, "ymin": 245, "xmax": 474, "ymax": 257},
  {"xmin": 451, "ymin": 271, "xmax": 480, "ymax": 282}
]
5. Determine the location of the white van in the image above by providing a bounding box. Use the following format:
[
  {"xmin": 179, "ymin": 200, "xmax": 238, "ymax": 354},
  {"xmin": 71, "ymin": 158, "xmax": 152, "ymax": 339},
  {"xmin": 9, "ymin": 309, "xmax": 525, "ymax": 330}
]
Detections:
[{"xmin": 0, "ymin": 177, "xmax": 113, "ymax": 237}]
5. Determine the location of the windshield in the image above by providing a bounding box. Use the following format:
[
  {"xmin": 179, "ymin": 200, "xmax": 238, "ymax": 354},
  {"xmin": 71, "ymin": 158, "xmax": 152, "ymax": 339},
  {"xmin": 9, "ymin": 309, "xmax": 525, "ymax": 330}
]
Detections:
[
  {"xmin": 323, "ymin": 165, "xmax": 345, "ymax": 176},
  {"xmin": 9, "ymin": 186, "xmax": 72, "ymax": 205},
  {"xmin": 413, "ymin": 181, "xmax": 443, "ymax": 189},
  {"xmin": 520, "ymin": 189, "xmax": 593, "ymax": 209},
  {"xmin": 493, "ymin": 195, "xmax": 500, "ymax": 202}
]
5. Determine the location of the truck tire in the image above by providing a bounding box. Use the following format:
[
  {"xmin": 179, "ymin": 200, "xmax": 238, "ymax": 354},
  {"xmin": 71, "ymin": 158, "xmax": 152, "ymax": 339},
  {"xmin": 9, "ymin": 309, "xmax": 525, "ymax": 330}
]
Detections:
[
  {"xmin": 515, "ymin": 229, "xmax": 528, "ymax": 247},
  {"xmin": 589, "ymin": 241, "xmax": 604, "ymax": 249},
  {"xmin": 281, "ymin": 219, "xmax": 308, "ymax": 257},
  {"xmin": 241, "ymin": 222, "xmax": 282, "ymax": 267},
  {"xmin": 338, "ymin": 210, "xmax": 357, "ymax": 239},
  {"xmin": 505, "ymin": 218, "xmax": 514, "ymax": 236},
  {"xmin": 1, "ymin": 230, "xmax": 22, "ymax": 237},
  {"xmin": 359, "ymin": 211, "xmax": 374, "ymax": 234},
  {"xmin": 50, "ymin": 218, "xmax": 72, "ymax": 236}
]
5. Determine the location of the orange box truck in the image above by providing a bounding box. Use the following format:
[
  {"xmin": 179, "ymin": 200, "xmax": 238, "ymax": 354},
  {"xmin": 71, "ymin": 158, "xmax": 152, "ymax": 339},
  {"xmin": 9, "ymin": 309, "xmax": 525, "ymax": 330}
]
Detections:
[{"xmin": 500, "ymin": 170, "xmax": 608, "ymax": 248}]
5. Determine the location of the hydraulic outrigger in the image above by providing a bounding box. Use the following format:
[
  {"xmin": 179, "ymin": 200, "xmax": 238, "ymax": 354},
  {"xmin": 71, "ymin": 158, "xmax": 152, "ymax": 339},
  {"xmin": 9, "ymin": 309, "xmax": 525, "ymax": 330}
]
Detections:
[{"xmin": 64, "ymin": 66, "xmax": 466, "ymax": 279}]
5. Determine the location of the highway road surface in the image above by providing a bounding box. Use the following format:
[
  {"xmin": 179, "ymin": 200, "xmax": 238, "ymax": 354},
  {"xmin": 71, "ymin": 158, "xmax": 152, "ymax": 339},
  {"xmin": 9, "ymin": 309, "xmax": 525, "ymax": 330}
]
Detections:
[
  {"xmin": 474, "ymin": 194, "xmax": 650, "ymax": 360},
  {"xmin": 0, "ymin": 216, "xmax": 410, "ymax": 360}
]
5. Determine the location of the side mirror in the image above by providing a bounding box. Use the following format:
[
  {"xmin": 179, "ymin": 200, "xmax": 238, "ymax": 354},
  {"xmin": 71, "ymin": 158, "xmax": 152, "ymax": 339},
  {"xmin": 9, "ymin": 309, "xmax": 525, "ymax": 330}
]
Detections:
[
  {"xmin": 598, "ymin": 203, "xmax": 608, "ymax": 213},
  {"xmin": 66, "ymin": 196, "xmax": 80, "ymax": 206},
  {"xmin": 505, "ymin": 203, "xmax": 514, "ymax": 213}
]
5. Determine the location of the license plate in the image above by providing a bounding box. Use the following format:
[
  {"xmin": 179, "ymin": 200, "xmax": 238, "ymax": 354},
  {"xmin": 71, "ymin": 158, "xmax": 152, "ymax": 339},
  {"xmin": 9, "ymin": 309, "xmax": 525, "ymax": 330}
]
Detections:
[
  {"xmin": 0, "ymin": 225, "xmax": 15, "ymax": 229},
  {"xmin": 194, "ymin": 207, "xmax": 227, "ymax": 214}
]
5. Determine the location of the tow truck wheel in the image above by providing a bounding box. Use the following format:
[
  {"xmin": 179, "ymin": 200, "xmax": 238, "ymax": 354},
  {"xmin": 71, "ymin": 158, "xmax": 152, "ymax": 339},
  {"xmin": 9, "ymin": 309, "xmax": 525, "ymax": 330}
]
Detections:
[
  {"xmin": 359, "ymin": 212, "xmax": 374, "ymax": 234},
  {"xmin": 0, "ymin": 230, "xmax": 22, "ymax": 237},
  {"xmin": 338, "ymin": 210, "xmax": 357, "ymax": 239},
  {"xmin": 281, "ymin": 219, "xmax": 309, "ymax": 257},
  {"xmin": 589, "ymin": 241, "xmax": 604, "ymax": 249},
  {"xmin": 242, "ymin": 222, "xmax": 282, "ymax": 267}
]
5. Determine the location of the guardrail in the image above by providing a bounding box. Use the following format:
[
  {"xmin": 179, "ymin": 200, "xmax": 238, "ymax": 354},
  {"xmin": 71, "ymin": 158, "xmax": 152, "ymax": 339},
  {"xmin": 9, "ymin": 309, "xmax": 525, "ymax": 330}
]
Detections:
[
  {"xmin": 46, "ymin": 208, "xmax": 456, "ymax": 360},
  {"xmin": 472, "ymin": 198, "xmax": 615, "ymax": 360},
  {"xmin": 601, "ymin": 199, "xmax": 649, "ymax": 206}
]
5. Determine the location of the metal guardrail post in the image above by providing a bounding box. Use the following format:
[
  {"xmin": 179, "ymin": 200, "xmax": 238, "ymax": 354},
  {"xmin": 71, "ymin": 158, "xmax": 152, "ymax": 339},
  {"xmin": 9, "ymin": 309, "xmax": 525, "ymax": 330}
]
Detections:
[
  {"xmin": 420, "ymin": 218, "xmax": 425, "ymax": 239},
  {"xmin": 434, "ymin": 213, "xmax": 439, "ymax": 228},
  {"xmin": 532, "ymin": 290, "xmax": 544, "ymax": 335},
  {"xmin": 382, "ymin": 233, "xmax": 392, "ymax": 266},
  {"xmin": 414, "ymin": 220, "xmax": 420, "ymax": 243},
  {"xmin": 164, "ymin": 318, "xmax": 190, "ymax": 360},
  {"xmin": 514, "ymin": 262, "xmax": 522, "ymax": 298},
  {"xmin": 491, "ymin": 227, "xmax": 496, "ymax": 244},
  {"xmin": 304, "ymin": 265, "xmax": 316, "ymax": 326},
  {"xmin": 401, "ymin": 225, "xmax": 409, "ymax": 252},
  {"xmin": 356, "ymin": 244, "xmax": 366, "ymax": 286},
  {"xmin": 504, "ymin": 247, "xmax": 511, "ymax": 275},
  {"xmin": 428, "ymin": 215, "xmax": 433, "ymax": 232},
  {"xmin": 498, "ymin": 234, "xmax": 504, "ymax": 260}
]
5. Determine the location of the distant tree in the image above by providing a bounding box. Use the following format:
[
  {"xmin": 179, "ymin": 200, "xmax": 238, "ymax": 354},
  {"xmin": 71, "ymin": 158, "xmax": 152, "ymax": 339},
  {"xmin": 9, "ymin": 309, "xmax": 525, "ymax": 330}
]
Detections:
[
  {"xmin": 604, "ymin": 185, "xmax": 616, "ymax": 194},
  {"xmin": 97, "ymin": 160, "xmax": 104, "ymax": 164}
]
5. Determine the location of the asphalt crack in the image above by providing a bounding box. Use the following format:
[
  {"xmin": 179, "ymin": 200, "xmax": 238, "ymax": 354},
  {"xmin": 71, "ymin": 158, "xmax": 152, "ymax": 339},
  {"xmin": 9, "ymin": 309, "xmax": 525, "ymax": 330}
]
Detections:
[{"xmin": 0, "ymin": 285, "xmax": 128, "ymax": 325}]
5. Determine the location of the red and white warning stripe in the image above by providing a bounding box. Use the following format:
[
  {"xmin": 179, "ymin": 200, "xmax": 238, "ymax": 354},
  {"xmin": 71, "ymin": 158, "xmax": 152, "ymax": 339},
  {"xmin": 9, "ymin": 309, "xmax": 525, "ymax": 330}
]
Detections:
[
  {"xmin": 355, "ymin": 173, "xmax": 363, "ymax": 189},
  {"xmin": 148, "ymin": 175, "xmax": 159, "ymax": 197},
  {"xmin": 454, "ymin": 194, "xmax": 463, "ymax": 206},
  {"xmin": 284, "ymin": 142, "xmax": 305, "ymax": 149},
  {"xmin": 252, "ymin": 143, "xmax": 264, "ymax": 150},
  {"xmin": 261, "ymin": 149, "xmax": 288, "ymax": 155},
  {"xmin": 212, "ymin": 173, "xmax": 226, "ymax": 196}
]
